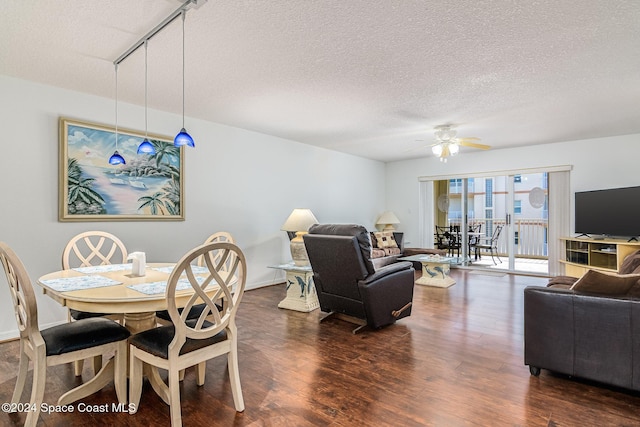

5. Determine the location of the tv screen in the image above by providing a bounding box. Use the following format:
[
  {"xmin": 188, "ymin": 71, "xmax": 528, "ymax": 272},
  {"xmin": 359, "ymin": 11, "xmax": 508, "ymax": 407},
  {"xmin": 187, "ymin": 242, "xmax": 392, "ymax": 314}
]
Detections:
[{"xmin": 575, "ymin": 186, "xmax": 640, "ymax": 238}]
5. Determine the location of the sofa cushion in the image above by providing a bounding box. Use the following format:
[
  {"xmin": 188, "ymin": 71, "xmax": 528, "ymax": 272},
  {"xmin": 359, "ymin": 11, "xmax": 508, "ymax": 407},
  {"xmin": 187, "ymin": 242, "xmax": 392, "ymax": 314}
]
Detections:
[
  {"xmin": 373, "ymin": 231, "xmax": 398, "ymax": 249},
  {"xmin": 570, "ymin": 269, "xmax": 640, "ymax": 295}
]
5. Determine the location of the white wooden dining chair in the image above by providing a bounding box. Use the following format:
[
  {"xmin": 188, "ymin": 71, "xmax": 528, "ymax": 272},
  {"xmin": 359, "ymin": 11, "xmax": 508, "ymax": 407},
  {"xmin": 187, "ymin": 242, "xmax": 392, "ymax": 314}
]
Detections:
[
  {"xmin": 62, "ymin": 230, "xmax": 128, "ymax": 375},
  {"xmin": 197, "ymin": 231, "xmax": 235, "ymax": 266},
  {"xmin": 62, "ymin": 231, "xmax": 127, "ymax": 377},
  {"xmin": 62, "ymin": 231, "xmax": 128, "ymax": 271},
  {"xmin": 156, "ymin": 231, "xmax": 236, "ymax": 327},
  {"xmin": 129, "ymin": 241, "xmax": 246, "ymax": 427},
  {"xmin": 0, "ymin": 242, "xmax": 129, "ymax": 427}
]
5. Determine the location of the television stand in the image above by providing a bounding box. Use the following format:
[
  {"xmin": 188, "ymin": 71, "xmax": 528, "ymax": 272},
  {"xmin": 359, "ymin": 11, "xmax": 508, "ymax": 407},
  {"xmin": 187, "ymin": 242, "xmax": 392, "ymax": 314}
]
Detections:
[{"xmin": 561, "ymin": 237, "xmax": 640, "ymax": 278}]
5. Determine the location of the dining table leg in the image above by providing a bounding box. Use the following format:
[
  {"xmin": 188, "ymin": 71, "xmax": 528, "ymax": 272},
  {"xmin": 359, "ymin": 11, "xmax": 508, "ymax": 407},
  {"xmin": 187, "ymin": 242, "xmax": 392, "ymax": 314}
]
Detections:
[
  {"xmin": 123, "ymin": 312, "xmax": 157, "ymax": 334},
  {"xmin": 123, "ymin": 311, "xmax": 170, "ymax": 404}
]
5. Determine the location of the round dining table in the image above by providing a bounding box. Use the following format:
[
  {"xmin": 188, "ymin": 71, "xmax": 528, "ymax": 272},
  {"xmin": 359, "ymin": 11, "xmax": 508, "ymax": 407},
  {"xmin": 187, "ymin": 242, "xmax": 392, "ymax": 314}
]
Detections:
[
  {"xmin": 38, "ymin": 263, "xmax": 194, "ymax": 332},
  {"xmin": 37, "ymin": 262, "xmax": 220, "ymax": 404}
]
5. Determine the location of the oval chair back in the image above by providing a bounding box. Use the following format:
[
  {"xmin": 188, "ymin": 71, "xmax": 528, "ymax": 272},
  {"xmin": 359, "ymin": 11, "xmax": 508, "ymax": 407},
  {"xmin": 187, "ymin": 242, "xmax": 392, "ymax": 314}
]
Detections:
[
  {"xmin": 62, "ymin": 231, "xmax": 128, "ymax": 269},
  {"xmin": 196, "ymin": 231, "xmax": 235, "ymax": 267}
]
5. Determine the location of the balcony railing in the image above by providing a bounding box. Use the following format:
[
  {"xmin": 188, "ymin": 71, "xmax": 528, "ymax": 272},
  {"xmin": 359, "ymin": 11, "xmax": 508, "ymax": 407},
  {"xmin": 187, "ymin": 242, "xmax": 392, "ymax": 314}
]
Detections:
[{"xmin": 449, "ymin": 218, "xmax": 548, "ymax": 259}]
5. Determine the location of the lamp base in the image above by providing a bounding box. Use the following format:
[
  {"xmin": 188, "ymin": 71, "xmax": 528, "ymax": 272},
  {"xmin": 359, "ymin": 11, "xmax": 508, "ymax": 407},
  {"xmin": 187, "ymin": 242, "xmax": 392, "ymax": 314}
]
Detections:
[
  {"xmin": 382, "ymin": 224, "xmax": 396, "ymax": 231},
  {"xmin": 290, "ymin": 232, "xmax": 310, "ymax": 266}
]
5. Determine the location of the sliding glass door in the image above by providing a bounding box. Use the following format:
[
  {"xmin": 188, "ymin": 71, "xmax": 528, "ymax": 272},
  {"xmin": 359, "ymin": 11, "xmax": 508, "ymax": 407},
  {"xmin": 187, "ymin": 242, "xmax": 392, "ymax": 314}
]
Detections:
[{"xmin": 433, "ymin": 172, "xmax": 549, "ymax": 274}]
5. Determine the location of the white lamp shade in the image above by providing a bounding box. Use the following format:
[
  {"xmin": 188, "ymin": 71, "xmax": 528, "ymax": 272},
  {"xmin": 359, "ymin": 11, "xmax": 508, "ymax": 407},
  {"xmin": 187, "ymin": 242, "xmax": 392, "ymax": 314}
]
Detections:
[
  {"xmin": 281, "ymin": 208, "xmax": 319, "ymax": 232},
  {"xmin": 376, "ymin": 211, "xmax": 400, "ymax": 226}
]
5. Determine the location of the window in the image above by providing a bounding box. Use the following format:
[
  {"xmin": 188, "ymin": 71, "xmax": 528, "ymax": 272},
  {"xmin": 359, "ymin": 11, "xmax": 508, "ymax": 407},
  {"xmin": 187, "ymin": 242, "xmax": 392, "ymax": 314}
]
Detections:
[
  {"xmin": 485, "ymin": 179, "xmax": 493, "ymax": 207},
  {"xmin": 514, "ymin": 200, "xmax": 522, "ymax": 215},
  {"xmin": 514, "ymin": 175, "xmax": 522, "ymax": 183},
  {"xmin": 449, "ymin": 179, "xmax": 462, "ymax": 194}
]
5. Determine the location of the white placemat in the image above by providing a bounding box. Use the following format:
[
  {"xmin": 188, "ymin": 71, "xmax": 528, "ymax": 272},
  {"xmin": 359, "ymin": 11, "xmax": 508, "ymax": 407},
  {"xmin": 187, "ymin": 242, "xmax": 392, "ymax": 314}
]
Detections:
[
  {"xmin": 150, "ymin": 265, "xmax": 209, "ymax": 274},
  {"xmin": 128, "ymin": 276, "xmax": 209, "ymax": 295},
  {"xmin": 72, "ymin": 264, "xmax": 131, "ymax": 274},
  {"xmin": 41, "ymin": 275, "xmax": 122, "ymax": 292}
]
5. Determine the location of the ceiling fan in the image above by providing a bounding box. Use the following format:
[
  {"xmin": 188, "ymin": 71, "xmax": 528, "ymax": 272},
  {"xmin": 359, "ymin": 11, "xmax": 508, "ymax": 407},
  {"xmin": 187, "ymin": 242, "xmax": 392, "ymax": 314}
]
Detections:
[{"xmin": 430, "ymin": 125, "xmax": 490, "ymax": 162}]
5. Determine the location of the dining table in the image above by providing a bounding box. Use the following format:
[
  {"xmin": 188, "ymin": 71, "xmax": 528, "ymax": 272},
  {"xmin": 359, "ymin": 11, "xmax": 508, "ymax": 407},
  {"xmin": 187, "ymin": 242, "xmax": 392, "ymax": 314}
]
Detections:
[{"xmin": 37, "ymin": 262, "xmax": 223, "ymax": 404}]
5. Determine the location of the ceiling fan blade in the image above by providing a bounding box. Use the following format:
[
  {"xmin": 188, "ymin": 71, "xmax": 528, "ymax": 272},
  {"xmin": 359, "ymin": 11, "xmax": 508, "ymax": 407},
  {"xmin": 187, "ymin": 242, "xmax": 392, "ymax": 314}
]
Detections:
[
  {"xmin": 457, "ymin": 137, "xmax": 481, "ymax": 141},
  {"xmin": 458, "ymin": 141, "xmax": 491, "ymax": 150}
]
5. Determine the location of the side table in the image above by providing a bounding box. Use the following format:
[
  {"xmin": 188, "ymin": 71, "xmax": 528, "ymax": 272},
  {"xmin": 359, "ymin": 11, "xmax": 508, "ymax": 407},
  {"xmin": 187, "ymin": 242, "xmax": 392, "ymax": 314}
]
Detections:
[
  {"xmin": 269, "ymin": 263, "xmax": 319, "ymax": 312},
  {"xmin": 398, "ymin": 254, "xmax": 456, "ymax": 288}
]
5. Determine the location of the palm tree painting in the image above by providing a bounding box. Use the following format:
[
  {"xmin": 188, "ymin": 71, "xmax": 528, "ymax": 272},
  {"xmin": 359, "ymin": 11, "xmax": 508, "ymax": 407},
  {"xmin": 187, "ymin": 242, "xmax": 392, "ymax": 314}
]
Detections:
[{"xmin": 59, "ymin": 117, "xmax": 185, "ymax": 221}]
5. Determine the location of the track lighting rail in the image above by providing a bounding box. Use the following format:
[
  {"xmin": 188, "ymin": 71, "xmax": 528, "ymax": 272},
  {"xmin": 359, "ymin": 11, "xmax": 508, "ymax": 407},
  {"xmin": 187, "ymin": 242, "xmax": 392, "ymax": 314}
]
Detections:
[{"xmin": 113, "ymin": 0, "xmax": 207, "ymax": 66}]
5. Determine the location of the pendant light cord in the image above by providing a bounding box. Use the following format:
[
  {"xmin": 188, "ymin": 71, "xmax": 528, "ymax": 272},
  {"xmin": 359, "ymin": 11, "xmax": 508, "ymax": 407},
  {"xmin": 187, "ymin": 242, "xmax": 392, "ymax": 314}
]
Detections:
[
  {"xmin": 114, "ymin": 64, "xmax": 119, "ymax": 149},
  {"xmin": 181, "ymin": 11, "xmax": 186, "ymax": 129},
  {"xmin": 144, "ymin": 40, "xmax": 148, "ymax": 139}
]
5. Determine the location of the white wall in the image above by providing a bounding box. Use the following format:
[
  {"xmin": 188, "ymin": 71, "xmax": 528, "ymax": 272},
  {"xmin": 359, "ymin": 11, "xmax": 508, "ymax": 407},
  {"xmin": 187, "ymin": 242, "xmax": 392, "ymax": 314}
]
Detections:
[
  {"xmin": 385, "ymin": 136, "xmax": 640, "ymax": 247},
  {"xmin": 0, "ymin": 75, "xmax": 386, "ymax": 340}
]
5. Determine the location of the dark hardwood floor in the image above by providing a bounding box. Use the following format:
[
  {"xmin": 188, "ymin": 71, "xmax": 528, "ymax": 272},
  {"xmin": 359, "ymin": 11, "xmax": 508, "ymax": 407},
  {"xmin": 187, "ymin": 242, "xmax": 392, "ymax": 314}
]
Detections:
[{"xmin": 2, "ymin": 269, "xmax": 640, "ymax": 426}]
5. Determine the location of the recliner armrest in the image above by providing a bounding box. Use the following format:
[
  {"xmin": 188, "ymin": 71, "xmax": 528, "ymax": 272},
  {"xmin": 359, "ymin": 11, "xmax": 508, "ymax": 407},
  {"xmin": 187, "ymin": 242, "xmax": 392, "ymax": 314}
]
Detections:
[{"xmin": 360, "ymin": 261, "xmax": 412, "ymax": 285}]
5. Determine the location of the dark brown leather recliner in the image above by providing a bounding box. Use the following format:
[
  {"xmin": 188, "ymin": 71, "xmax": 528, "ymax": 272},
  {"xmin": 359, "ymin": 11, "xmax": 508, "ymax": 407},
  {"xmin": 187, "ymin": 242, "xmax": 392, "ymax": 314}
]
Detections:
[{"xmin": 303, "ymin": 224, "xmax": 415, "ymax": 333}]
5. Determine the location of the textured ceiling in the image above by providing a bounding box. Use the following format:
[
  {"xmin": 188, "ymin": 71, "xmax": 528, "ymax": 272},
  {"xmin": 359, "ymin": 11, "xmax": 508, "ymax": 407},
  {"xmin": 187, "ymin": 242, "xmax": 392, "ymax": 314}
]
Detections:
[{"xmin": 1, "ymin": 0, "xmax": 639, "ymax": 162}]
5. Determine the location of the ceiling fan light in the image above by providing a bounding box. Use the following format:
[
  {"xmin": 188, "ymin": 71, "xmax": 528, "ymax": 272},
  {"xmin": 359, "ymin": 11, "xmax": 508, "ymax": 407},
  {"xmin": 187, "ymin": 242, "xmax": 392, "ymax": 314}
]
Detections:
[
  {"xmin": 432, "ymin": 144, "xmax": 443, "ymax": 156},
  {"xmin": 435, "ymin": 126, "xmax": 456, "ymax": 141},
  {"xmin": 449, "ymin": 142, "xmax": 459, "ymax": 155}
]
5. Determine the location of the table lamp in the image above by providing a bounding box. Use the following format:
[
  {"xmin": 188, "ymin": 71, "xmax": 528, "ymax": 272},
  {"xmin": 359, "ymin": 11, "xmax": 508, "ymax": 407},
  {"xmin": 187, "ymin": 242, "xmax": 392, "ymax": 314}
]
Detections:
[
  {"xmin": 376, "ymin": 211, "xmax": 400, "ymax": 231},
  {"xmin": 281, "ymin": 208, "xmax": 319, "ymax": 266}
]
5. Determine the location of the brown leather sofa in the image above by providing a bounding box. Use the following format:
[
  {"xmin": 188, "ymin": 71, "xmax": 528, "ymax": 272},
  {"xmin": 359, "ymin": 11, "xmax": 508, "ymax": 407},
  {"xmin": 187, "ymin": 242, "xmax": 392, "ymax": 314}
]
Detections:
[
  {"xmin": 303, "ymin": 224, "xmax": 415, "ymax": 332},
  {"xmin": 524, "ymin": 286, "xmax": 640, "ymax": 391}
]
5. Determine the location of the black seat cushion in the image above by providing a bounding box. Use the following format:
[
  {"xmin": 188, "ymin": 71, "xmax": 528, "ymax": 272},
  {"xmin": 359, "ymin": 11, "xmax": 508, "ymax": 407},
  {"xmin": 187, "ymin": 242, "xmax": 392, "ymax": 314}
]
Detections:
[
  {"xmin": 129, "ymin": 319, "xmax": 227, "ymax": 359},
  {"xmin": 41, "ymin": 317, "xmax": 131, "ymax": 356},
  {"xmin": 155, "ymin": 303, "xmax": 223, "ymax": 322},
  {"xmin": 69, "ymin": 309, "xmax": 111, "ymax": 320}
]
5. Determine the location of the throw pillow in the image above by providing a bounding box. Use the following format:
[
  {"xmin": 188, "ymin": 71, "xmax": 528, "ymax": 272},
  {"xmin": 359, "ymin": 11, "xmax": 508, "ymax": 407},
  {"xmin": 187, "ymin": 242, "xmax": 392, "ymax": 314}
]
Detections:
[
  {"xmin": 547, "ymin": 275, "xmax": 579, "ymax": 287},
  {"xmin": 374, "ymin": 231, "xmax": 398, "ymax": 249},
  {"xmin": 371, "ymin": 248, "xmax": 386, "ymax": 259},
  {"xmin": 619, "ymin": 249, "xmax": 640, "ymax": 275},
  {"xmin": 370, "ymin": 232, "xmax": 379, "ymax": 248},
  {"xmin": 383, "ymin": 247, "xmax": 401, "ymax": 256},
  {"xmin": 570, "ymin": 269, "xmax": 640, "ymax": 295}
]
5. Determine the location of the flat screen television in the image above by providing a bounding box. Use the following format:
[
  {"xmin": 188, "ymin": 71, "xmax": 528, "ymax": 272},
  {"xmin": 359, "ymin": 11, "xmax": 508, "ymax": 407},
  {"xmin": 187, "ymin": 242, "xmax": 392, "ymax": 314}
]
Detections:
[{"xmin": 575, "ymin": 186, "xmax": 640, "ymax": 239}]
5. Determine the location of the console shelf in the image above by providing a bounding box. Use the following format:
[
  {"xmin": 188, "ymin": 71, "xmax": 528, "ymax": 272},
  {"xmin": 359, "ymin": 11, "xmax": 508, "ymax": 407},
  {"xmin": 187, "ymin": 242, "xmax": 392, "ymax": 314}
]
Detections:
[{"xmin": 561, "ymin": 237, "xmax": 640, "ymax": 277}]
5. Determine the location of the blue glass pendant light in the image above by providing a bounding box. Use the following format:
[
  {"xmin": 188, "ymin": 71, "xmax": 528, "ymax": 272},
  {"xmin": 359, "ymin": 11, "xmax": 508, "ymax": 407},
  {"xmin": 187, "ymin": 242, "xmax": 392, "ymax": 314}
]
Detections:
[
  {"xmin": 109, "ymin": 64, "xmax": 126, "ymax": 165},
  {"xmin": 137, "ymin": 139, "xmax": 155, "ymax": 154},
  {"xmin": 109, "ymin": 150, "xmax": 126, "ymax": 165},
  {"xmin": 174, "ymin": 12, "xmax": 195, "ymax": 148},
  {"xmin": 138, "ymin": 41, "xmax": 156, "ymax": 155}
]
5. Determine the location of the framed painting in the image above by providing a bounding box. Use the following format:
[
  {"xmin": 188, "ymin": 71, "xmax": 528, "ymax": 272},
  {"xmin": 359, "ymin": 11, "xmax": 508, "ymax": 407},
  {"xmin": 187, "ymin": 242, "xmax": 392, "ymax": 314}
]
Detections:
[{"xmin": 59, "ymin": 117, "xmax": 185, "ymax": 221}]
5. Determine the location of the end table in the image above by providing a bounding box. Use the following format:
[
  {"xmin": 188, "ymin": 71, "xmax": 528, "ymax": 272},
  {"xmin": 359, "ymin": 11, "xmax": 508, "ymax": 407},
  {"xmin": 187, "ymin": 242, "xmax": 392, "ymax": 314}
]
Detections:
[{"xmin": 268, "ymin": 263, "xmax": 319, "ymax": 312}]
